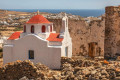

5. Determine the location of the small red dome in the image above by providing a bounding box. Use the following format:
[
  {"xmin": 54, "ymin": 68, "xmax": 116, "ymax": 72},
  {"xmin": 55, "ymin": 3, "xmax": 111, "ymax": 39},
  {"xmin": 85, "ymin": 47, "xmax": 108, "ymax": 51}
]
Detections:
[
  {"xmin": 47, "ymin": 33, "xmax": 63, "ymax": 42},
  {"xmin": 26, "ymin": 15, "xmax": 51, "ymax": 24},
  {"xmin": 8, "ymin": 32, "xmax": 22, "ymax": 40}
]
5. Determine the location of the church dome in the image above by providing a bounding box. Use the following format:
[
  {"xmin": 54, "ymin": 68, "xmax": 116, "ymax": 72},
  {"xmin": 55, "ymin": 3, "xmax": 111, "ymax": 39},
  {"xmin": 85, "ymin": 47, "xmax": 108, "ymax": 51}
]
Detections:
[{"xmin": 26, "ymin": 14, "xmax": 51, "ymax": 24}]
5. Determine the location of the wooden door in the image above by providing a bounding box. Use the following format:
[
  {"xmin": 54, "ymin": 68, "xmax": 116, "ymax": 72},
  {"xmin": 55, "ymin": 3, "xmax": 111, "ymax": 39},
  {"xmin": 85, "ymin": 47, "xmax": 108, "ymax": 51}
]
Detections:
[{"xmin": 88, "ymin": 42, "xmax": 97, "ymax": 58}]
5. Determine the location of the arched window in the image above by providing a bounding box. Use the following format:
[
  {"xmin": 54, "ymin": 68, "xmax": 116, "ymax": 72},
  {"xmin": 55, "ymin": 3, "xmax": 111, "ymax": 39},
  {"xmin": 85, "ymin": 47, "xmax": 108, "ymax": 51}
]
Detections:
[
  {"xmin": 50, "ymin": 25, "xmax": 52, "ymax": 32},
  {"xmin": 42, "ymin": 25, "xmax": 46, "ymax": 33},
  {"xmin": 31, "ymin": 25, "xmax": 34, "ymax": 33},
  {"xmin": 24, "ymin": 25, "xmax": 26, "ymax": 33}
]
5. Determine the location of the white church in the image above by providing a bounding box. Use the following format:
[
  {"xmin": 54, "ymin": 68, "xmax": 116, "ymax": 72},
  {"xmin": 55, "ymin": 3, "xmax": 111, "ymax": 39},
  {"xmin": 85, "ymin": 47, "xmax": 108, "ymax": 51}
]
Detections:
[{"xmin": 3, "ymin": 12, "xmax": 72, "ymax": 69}]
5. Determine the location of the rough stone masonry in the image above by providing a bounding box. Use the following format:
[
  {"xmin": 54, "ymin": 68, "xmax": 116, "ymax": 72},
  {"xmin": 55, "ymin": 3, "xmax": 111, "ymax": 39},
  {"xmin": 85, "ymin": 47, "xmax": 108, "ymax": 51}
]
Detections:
[{"xmin": 105, "ymin": 6, "xmax": 120, "ymax": 59}]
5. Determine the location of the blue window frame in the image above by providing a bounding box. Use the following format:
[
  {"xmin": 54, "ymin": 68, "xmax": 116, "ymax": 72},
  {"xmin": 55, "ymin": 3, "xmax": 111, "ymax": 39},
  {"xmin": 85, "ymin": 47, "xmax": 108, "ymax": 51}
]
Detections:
[{"xmin": 29, "ymin": 50, "xmax": 34, "ymax": 59}]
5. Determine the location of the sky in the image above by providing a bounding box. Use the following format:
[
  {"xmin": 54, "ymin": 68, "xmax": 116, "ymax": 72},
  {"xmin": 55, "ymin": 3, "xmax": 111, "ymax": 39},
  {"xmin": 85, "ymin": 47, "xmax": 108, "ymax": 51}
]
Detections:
[{"xmin": 0, "ymin": 0, "xmax": 120, "ymax": 9}]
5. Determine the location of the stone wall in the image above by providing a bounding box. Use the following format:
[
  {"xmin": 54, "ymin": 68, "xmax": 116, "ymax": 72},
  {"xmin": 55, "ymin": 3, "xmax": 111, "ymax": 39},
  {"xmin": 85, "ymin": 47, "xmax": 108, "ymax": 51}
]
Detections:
[
  {"xmin": 48, "ymin": 18, "xmax": 105, "ymax": 57},
  {"xmin": 105, "ymin": 6, "xmax": 120, "ymax": 59}
]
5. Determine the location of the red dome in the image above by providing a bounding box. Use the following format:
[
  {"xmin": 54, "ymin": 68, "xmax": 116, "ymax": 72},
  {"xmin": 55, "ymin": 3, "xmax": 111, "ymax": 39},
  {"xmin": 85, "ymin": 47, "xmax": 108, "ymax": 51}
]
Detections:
[
  {"xmin": 47, "ymin": 33, "xmax": 63, "ymax": 42},
  {"xmin": 26, "ymin": 15, "xmax": 51, "ymax": 24},
  {"xmin": 8, "ymin": 32, "xmax": 22, "ymax": 40}
]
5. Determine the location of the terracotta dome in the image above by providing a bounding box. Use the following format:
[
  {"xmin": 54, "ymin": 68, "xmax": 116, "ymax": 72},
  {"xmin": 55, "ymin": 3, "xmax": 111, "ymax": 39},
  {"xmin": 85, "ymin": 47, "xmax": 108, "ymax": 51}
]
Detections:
[
  {"xmin": 26, "ymin": 15, "xmax": 51, "ymax": 24},
  {"xmin": 47, "ymin": 33, "xmax": 63, "ymax": 42},
  {"xmin": 8, "ymin": 32, "xmax": 22, "ymax": 40}
]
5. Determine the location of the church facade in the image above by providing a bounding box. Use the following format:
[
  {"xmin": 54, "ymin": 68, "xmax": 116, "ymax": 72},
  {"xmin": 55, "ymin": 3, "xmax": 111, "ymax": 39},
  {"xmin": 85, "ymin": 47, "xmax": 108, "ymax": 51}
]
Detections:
[{"xmin": 3, "ymin": 13, "xmax": 72, "ymax": 69}]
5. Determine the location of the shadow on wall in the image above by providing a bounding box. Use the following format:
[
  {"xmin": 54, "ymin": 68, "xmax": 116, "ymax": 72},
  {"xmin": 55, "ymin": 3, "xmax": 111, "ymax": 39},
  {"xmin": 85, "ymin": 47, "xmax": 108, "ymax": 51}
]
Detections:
[{"xmin": 0, "ymin": 48, "xmax": 3, "ymax": 58}]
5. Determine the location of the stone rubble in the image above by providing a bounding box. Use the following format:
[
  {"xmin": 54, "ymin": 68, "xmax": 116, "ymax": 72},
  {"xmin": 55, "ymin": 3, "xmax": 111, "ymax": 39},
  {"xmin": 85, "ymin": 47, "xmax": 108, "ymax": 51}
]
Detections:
[
  {"xmin": 1, "ymin": 57, "xmax": 120, "ymax": 80},
  {"xmin": 61, "ymin": 57, "xmax": 120, "ymax": 80},
  {"xmin": 0, "ymin": 60, "xmax": 61, "ymax": 80}
]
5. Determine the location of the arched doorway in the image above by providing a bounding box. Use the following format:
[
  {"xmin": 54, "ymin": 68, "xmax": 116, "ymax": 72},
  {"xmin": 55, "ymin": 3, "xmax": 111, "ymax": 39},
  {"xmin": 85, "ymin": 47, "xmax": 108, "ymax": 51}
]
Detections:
[
  {"xmin": 42, "ymin": 25, "xmax": 46, "ymax": 33},
  {"xmin": 31, "ymin": 25, "xmax": 34, "ymax": 33},
  {"xmin": 50, "ymin": 25, "xmax": 52, "ymax": 32}
]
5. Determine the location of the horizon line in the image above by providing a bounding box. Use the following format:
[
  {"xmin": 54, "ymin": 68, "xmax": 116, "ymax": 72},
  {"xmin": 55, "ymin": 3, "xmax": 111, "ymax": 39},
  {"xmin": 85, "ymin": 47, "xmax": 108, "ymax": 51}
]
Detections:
[{"xmin": 2, "ymin": 8, "xmax": 105, "ymax": 10}]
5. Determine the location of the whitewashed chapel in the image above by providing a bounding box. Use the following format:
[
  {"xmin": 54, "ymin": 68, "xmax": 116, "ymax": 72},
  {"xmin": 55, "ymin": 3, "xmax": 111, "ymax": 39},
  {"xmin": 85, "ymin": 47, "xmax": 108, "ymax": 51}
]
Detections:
[{"xmin": 3, "ymin": 12, "xmax": 72, "ymax": 69}]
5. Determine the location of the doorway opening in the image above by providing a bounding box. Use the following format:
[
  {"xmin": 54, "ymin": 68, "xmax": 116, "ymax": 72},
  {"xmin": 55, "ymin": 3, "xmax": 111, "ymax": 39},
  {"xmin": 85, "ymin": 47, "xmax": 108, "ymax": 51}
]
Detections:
[
  {"xmin": 65, "ymin": 46, "xmax": 68, "ymax": 57},
  {"xmin": 88, "ymin": 42, "xmax": 98, "ymax": 58}
]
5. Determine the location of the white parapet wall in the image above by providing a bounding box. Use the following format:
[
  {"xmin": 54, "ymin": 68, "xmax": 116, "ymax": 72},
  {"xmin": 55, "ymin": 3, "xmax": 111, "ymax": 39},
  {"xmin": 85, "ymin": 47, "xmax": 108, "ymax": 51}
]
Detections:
[{"xmin": 48, "ymin": 41, "xmax": 62, "ymax": 46}]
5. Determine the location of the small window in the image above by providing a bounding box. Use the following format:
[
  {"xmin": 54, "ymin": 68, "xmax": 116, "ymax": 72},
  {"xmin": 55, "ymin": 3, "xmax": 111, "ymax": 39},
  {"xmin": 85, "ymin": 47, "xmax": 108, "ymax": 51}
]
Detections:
[
  {"xmin": 29, "ymin": 50, "xmax": 34, "ymax": 59},
  {"xmin": 24, "ymin": 25, "xmax": 26, "ymax": 32},
  {"xmin": 31, "ymin": 25, "xmax": 34, "ymax": 33},
  {"xmin": 42, "ymin": 25, "xmax": 46, "ymax": 33}
]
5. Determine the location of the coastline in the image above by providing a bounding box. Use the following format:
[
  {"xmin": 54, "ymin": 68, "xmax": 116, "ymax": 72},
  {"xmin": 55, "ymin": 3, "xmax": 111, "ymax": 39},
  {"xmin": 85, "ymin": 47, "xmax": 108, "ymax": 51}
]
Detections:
[{"xmin": 5, "ymin": 9, "xmax": 105, "ymax": 17}]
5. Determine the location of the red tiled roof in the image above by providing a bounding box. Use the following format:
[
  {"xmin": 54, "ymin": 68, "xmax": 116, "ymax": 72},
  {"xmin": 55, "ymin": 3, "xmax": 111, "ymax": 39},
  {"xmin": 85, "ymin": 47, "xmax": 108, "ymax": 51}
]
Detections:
[
  {"xmin": 8, "ymin": 32, "xmax": 22, "ymax": 40},
  {"xmin": 47, "ymin": 33, "xmax": 63, "ymax": 42},
  {"xmin": 26, "ymin": 14, "xmax": 51, "ymax": 24}
]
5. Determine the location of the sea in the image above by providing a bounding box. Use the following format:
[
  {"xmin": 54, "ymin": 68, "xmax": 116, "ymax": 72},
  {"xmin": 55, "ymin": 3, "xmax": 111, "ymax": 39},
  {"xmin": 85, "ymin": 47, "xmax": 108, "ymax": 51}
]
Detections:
[{"xmin": 7, "ymin": 9, "xmax": 105, "ymax": 17}]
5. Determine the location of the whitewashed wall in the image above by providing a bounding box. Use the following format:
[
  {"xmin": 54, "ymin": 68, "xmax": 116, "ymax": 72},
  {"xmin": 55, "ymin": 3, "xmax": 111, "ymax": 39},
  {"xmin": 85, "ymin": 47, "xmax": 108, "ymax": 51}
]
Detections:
[
  {"xmin": 61, "ymin": 16, "xmax": 72, "ymax": 57},
  {"xmin": 3, "ymin": 45, "xmax": 13, "ymax": 63},
  {"xmin": 48, "ymin": 41, "xmax": 62, "ymax": 46},
  {"xmin": 3, "ymin": 35, "xmax": 61, "ymax": 69}
]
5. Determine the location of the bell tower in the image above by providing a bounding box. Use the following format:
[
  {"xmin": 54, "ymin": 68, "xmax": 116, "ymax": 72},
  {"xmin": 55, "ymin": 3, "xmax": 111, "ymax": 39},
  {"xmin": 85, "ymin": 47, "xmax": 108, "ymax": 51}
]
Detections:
[
  {"xmin": 59, "ymin": 13, "xmax": 69, "ymax": 38},
  {"xmin": 60, "ymin": 13, "xmax": 68, "ymax": 33}
]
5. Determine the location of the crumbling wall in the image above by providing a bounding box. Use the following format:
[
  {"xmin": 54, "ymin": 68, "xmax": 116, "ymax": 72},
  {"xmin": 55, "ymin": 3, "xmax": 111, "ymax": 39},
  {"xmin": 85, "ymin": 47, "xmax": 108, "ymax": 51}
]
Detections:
[
  {"xmin": 48, "ymin": 18, "xmax": 105, "ymax": 57},
  {"xmin": 89, "ymin": 19, "xmax": 105, "ymax": 57},
  {"xmin": 48, "ymin": 19, "xmax": 89, "ymax": 56},
  {"xmin": 105, "ymin": 6, "xmax": 120, "ymax": 59}
]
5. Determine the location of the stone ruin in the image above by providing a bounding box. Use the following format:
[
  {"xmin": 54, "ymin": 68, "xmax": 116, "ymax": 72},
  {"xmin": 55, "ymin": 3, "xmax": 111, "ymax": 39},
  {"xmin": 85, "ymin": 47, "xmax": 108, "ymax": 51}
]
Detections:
[
  {"xmin": 105, "ymin": 6, "xmax": 120, "ymax": 59},
  {"xmin": 48, "ymin": 5, "xmax": 120, "ymax": 59},
  {"xmin": 48, "ymin": 14, "xmax": 105, "ymax": 59}
]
